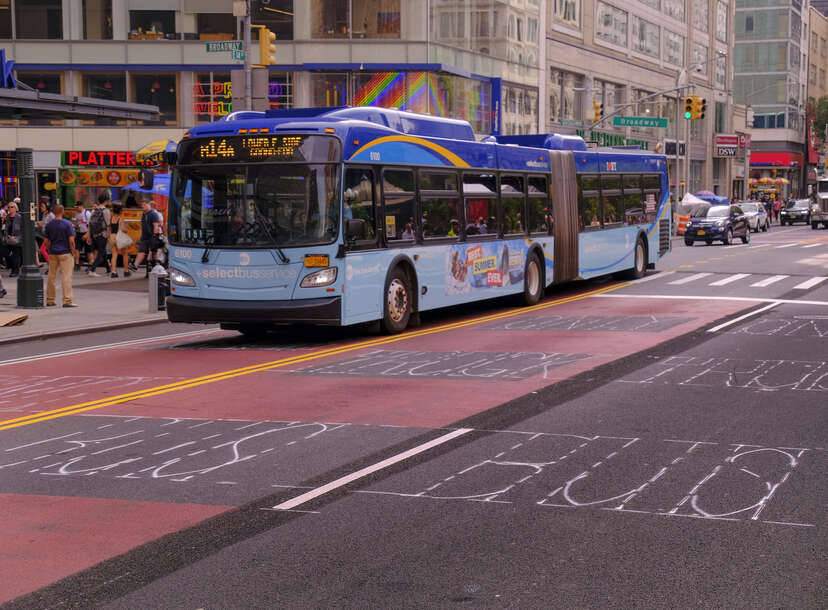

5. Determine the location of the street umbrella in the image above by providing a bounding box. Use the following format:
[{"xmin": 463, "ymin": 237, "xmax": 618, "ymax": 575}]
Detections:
[
  {"xmin": 136, "ymin": 139, "xmax": 177, "ymax": 164},
  {"xmin": 124, "ymin": 173, "xmax": 170, "ymax": 195}
]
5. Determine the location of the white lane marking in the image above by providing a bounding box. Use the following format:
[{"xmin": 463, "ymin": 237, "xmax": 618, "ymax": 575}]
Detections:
[
  {"xmin": 801, "ymin": 243, "xmax": 822, "ymax": 249},
  {"xmin": 709, "ymin": 273, "xmax": 751, "ymax": 286},
  {"xmin": 669, "ymin": 273, "xmax": 712, "ymax": 285},
  {"xmin": 793, "ymin": 276, "xmax": 827, "ymax": 290},
  {"xmin": 774, "ymin": 243, "xmax": 798, "ymax": 249},
  {"xmin": 271, "ymin": 428, "xmax": 473, "ymax": 511},
  {"xmin": 629, "ymin": 270, "xmax": 676, "ymax": 284},
  {"xmin": 706, "ymin": 303, "xmax": 781, "ymax": 333},
  {"xmin": 750, "ymin": 275, "xmax": 789, "ymax": 287},
  {"xmin": 0, "ymin": 329, "xmax": 221, "ymax": 367},
  {"xmin": 595, "ymin": 294, "xmax": 828, "ymax": 307}
]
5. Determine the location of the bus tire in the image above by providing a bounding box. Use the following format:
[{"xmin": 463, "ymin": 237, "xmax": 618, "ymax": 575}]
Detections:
[
  {"xmin": 522, "ymin": 252, "xmax": 543, "ymax": 306},
  {"xmin": 382, "ymin": 266, "xmax": 411, "ymax": 334},
  {"xmin": 623, "ymin": 237, "xmax": 647, "ymax": 279}
]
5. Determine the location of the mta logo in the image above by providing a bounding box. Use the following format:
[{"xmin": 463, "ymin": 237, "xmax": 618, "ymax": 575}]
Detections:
[{"xmin": 0, "ymin": 49, "xmax": 16, "ymax": 89}]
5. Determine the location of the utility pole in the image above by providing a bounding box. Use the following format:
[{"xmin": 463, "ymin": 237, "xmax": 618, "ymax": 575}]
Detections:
[{"xmin": 15, "ymin": 148, "xmax": 43, "ymax": 308}]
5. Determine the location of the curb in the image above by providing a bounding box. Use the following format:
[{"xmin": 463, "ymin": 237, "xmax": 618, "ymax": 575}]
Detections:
[{"xmin": 0, "ymin": 315, "xmax": 170, "ymax": 347}]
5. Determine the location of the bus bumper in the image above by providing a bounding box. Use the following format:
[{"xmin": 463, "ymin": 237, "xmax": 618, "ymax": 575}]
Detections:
[{"xmin": 166, "ymin": 295, "xmax": 342, "ymax": 325}]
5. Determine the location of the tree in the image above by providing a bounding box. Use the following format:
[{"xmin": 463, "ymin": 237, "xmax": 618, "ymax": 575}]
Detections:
[{"xmin": 812, "ymin": 95, "xmax": 828, "ymax": 146}]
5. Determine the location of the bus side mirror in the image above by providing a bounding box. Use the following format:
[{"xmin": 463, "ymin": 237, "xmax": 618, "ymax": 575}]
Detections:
[
  {"xmin": 346, "ymin": 218, "xmax": 365, "ymax": 241},
  {"xmin": 139, "ymin": 168, "xmax": 154, "ymax": 190}
]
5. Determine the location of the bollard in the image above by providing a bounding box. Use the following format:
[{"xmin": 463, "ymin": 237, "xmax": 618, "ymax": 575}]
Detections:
[
  {"xmin": 15, "ymin": 148, "xmax": 44, "ymax": 308},
  {"xmin": 148, "ymin": 264, "xmax": 168, "ymax": 312}
]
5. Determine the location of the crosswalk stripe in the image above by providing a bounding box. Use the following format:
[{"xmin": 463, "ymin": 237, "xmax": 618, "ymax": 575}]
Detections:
[
  {"xmin": 801, "ymin": 243, "xmax": 822, "ymax": 249},
  {"xmin": 775, "ymin": 243, "xmax": 798, "ymax": 249},
  {"xmin": 669, "ymin": 273, "xmax": 712, "ymax": 285},
  {"xmin": 709, "ymin": 273, "xmax": 751, "ymax": 286},
  {"xmin": 793, "ymin": 276, "xmax": 827, "ymax": 290},
  {"xmin": 750, "ymin": 275, "xmax": 789, "ymax": 287}
]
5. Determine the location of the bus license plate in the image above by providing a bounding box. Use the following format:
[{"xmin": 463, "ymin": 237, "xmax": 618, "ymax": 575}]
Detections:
[{"xmin": 305, "ymin": 254, "xmax": 329, "ymax": 267}]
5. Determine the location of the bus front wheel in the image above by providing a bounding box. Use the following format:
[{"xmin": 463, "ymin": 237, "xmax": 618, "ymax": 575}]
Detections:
[
  {"xmin": 382, "ymin": 267, "xmax": 411, "ymax": 334},
  {"xmin": 623, "ymin": 237, "xmax": 647, "ymax": 279},
  {"xmin": 522, "ymin": 252, "xmax": 543, "ymax": 306}
]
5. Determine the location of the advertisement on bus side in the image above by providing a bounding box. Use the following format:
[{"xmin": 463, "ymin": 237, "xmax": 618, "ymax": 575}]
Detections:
[{"xmin": 446, "ymin": 240, "xmax": 530, "ymax": 295}]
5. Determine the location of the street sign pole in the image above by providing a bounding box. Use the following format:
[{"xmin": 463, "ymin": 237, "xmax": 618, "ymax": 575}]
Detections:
[
  {"xmin": 14, "ymin": 148, "xmax": 43, "ymax": 308},
  {"xmin": 244, "ymin": 0, "xmax": 251, "ymax": 110}
]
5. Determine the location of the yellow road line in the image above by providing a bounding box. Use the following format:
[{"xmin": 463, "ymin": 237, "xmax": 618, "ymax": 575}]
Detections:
[{"xmin": 0, "ymin": 283, "xmax": 626, "ymax": 432}]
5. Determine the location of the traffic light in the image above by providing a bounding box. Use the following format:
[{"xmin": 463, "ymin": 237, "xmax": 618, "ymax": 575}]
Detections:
[
  {"xmin": 684, "ymin": 95, "xmax": 694, "ymax": 119},
  {"xmin": 695, "ymin": 96, "xmax": 707, "ymax": 120},
  {"xmin": 257, "ymin": 26, "xmax": 276, "ymax": 66},
  {"xmin": 591, "ymin": 98, "xmax": 604, "ymax": 123}
]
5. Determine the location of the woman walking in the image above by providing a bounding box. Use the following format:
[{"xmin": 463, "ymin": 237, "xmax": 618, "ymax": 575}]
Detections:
[
  {"xmin": 108, "ymin": 204, "xmax": 132, "ymax": 278},
  {"xmin": 2, "ymin": 199, "xmax": 23, "ymax": 277}
]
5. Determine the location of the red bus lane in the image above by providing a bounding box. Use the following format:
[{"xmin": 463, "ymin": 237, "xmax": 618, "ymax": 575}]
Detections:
[{"xmin": 0, "ymin": 291, "xmax": 757, "ymax": 604}]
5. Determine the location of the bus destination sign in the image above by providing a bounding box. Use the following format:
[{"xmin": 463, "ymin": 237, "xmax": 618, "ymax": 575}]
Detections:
[{"xmin": 179, "ymin": 134, "xmax": 339, "ymax": 164}]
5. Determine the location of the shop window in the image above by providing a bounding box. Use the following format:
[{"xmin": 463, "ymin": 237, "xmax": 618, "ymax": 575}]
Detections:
[
  {"xmin": 312, "ymin": 0, "xmax": 399, "ymax": 39},
  {"xmin": 83, "ymin": 0, "xmax": 112, "ymax": 39},
  {"xmin": 0, "ymin": 0, "xmax": 12, "ymax": 38},
  {"xmin": 131, "ymin": 74, "xmax": 178, "ymax": 126},
  {"xmin": 253, "ymin": 0, "xmax": 293, "ymax": 41},
  {"xmin": 82, "ymin": 73, "xmax": 126, "ymax": 125},
  {"xmin": 197, "ymin": 13, "xmax": 235, "ymax": 40},
  {"xmin": 16, "ymin": 0, "xmax": 62, "ymax": 39},
  {"xmin": 194, "ymin": 72, "xmax": 232, "ymax": 123},
  {"xmin": 311, "ymin": 73, "xmax": 348, "ymax": 107},
  {"xmin": 129, "ymin": 10, "xmax": 175, "ymax": 40}
]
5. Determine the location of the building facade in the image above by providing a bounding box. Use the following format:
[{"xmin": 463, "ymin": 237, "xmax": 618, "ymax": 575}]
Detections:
[
  {"xmin": 734, "ymin": 0, "xmax": 810, "ymax": 199},
  {"xmin": 0, "ymin": 0, "xmax": 742, "ymax": 206}
]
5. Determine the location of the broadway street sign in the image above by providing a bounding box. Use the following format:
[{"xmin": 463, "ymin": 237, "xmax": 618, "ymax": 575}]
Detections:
[
  {"xmin": 206, "ymin": 40, "xmax": 242, "ymax": 52},
  {"xmin": 613, "ymin": 116, "xmax": 668, "ymax": 128}
]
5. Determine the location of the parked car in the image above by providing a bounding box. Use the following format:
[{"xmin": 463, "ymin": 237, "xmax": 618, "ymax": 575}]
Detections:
[
  {"xmin": 739, "ymin": 201, "xmax": 769, "ymax": 232},
  {"xmin": 684, "ymin": 204, "xmax": 750, "ymax": 246},
  {"xmin": 779, "ymin": 198, "xmax": 811, "ymax": 225}
]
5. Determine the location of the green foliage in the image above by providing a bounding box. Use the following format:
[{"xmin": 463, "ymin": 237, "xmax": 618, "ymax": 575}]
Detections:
[{"xmin": 812, "ymin": 95, "xmax": 828, "ymax": 145}]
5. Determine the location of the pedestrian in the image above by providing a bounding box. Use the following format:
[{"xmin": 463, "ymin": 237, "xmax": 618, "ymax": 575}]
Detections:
[
  {"xmin": 773, "ymin": 196, "xmax": 782, "ymax": 221},
  {"xmin": 43, "ymin": 204, "xmax": 78, "ymax": 307},
  {"xmin": 129, "ymin": 197, "xmax": 163, "ymax": 272},
  {"xmin": 108, "ymin": 203, "xmax": 131, "ymax": 278},
  {"xmin": 2, "ymin": 199, "xmax": 23, "ymax": 277},
  {"xmin": 73, "ymin": 202, "xmax": 91, "ymax": 270},
  {"xmin": 85, "ymin": 191, "xmax": 112, "ymax": 277}
]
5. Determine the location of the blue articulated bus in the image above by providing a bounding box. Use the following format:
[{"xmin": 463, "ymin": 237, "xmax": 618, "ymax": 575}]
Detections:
[{"xmin": 164, "ymin": 106, "xmax": 671, "ymax": 335}]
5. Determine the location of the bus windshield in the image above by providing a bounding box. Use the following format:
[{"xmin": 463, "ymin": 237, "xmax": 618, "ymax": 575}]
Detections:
[{"xmin": 168, "ymin": 163, "xmax": 340, "ymax": 248}]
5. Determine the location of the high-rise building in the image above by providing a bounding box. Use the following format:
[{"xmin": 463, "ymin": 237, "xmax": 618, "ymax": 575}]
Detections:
[{"xmin": 734, "ymin": 0, "xmax": 809, "ymax": 197}]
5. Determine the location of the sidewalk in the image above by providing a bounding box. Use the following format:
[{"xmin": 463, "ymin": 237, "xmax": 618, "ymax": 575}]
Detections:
[{"xmin": 0, "ymin": 267, "xmax": 168, "ymax": 346}]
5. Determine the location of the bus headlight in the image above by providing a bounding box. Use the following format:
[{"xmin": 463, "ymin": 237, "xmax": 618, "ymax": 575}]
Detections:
[
  {"xmin": 301, "ymin": 267, "xmax": 337, "ymax": 287},
  {"xmin": 170, "ymin": 267, "xmax": 196, "ymax": 287}
]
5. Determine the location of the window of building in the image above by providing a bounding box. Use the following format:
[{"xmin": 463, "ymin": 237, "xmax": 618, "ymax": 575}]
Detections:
[
  {"xmin": 81, "ymin": 72, "xmax": 126, "ymax": 125},
  {"xmin": 821, "ymin": 37, "xmax": 827, "ymax": 58},
  {"xmin": 692, "ymin": 0, "xmax": 708, "ymax": 32},
  {"xmin": 663, "ymin": 29, "xmax": 684, "ymax": 66},
  {"xmin": 196, "ymin": 13, "xmax": 235, "ymax": 40},
  {"xmin": 734, "ymin": 41, "xmax": 789, "ymax": 72},
  {"xmin": 692, "ymin": 42, "xmax": 708, "ymax": 75},
  {"xmin": 129, "ymin": 10, "xmax": 175, "ymax": 39},
  {"xmin": 715, "ymin": 53, "xmax": 726, "ymax": 88},
  {"xmin": 16, "ymin": 0, "xmax": 62, "ymax": 39},
  {"xmin": 715, "ymin": 101, "xmax": 725, "ymax": 133},
  {"xmin": 596, "ymin": 2, "xmax": 627, "ymax": 47},
  {"xmin": 595, "ymin": 79, "xmax": 625, "ymax": 117},
  {"xmin": 13, "ymin": 71, "xmax": 62, "ymax": 124},
  {"xmin": 193, "ymin": 72, "xmax": 232, "ymax": 123},
  {"xmin": 716, "ymin": 1, "xmax": 727, "ymax": 42},
  {"xmin": 252, "ymin": 0, "xmax": 293, "ymax": 41},
  {"xmin": 83, "ymin": 0, "xmax": 112, "ymax": 39},
  {"xmin": 472, "ymin": 11, "xmax": 489, "ymax": 38},
  {"xmin": 663, "ymin": 0, "xmax": 685, "ymax": 22},
  {"xmin": 549, "ymin": 0, "xmax": 581, "ymax": 30},
  {"xmin": 810, "ymin": 31, "xmax": 818, "ymax": 53},
  {"xmin": 549, "ymin": 69, "xmax": 585, "ymax": 124},
  {"xmin": 639, "ymin": 0, "xmax": 660, "ymax": 9},
  {"xmin": 810, "ymin": 63, "xmax": 817, "ymax": 85},
  {"xmin": 527, "ymin": 17, "xmax": 538, "ymax": 42},
  {"xmin": 820, "ymin": 69, "xmax": 826, "ymax": 89},
  {"xmin": 311, "ymin": 72, "xmax": 348, "ymax": 106},
  {"xmin": 131, "ymin": 74, "xmax": 178, "ymax": 125},
  {"xmin": 735, "ymin": 9, "xmax": 788, "ymax": 41},
  {"xmin": 0, "ymin": 0, "xmax": 10, "ymax": 39},
  {"xmin": 632, "ymin": 15, "xmax": 659, "ymax": 59},
  {"xmin": 312, "ymin": 0, "xmax": 399, "ymax": 39}
]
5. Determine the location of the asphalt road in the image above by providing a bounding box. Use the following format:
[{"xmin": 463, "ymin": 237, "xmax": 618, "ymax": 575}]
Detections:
[{"xmin": 1, "ymin": 223, "xmax": 826, "ymax": 609}]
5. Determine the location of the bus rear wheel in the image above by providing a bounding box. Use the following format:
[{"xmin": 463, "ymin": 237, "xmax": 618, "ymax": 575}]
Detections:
[
  {"xmin": 622, "ymin": 237, "xmax": 646, "ymax": 279},
  {"xmin": 522, "ymin": 252, "xmax": 543, "ymax": 306},
  {"xmin": 382, "ymin": 267, "xmax": 411, "ymax": 334}
]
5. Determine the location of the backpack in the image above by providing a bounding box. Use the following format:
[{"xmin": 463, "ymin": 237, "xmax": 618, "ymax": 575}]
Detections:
[{"xmin": 89, "ymin": 207, "xmax": 106, "ymax": 236}]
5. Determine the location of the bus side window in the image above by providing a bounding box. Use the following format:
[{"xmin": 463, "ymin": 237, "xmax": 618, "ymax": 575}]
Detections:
[
  {"xmin": 527, "ymin": 176, "xmax": 550, "ymax": 235},
  {"xmin": 462, "ymin": 173, "xmax": 497, "ymax": 236},
  {"xmin": 383, "ymin": 168, "xmax": 416, "ymax": 243},
  {"xmin": 344, "ymin": 168, "xmax": 377, "ymax": 246},
  {"xmin": 501, "ymin": 174, "xmax": 526, "ymax": 235},
  {"xmin": 622, "ymin": 174, "xmax": 645, "ymax": 225},
  {"xmin": 577, "ymin": 174, "xmax": 600, "ymax": 232},
  {"xmin": 601, "ymin": 174, "xmax": 623, "ymax": 226}
]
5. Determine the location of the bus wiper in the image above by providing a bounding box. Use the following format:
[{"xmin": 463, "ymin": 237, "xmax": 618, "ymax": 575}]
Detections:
[
  {"xmin": 201, "ymin": 248, "xmax": 210, "ymax": 263},
  {"xmin": 252, "ymin": 201, "xmax": 290, "ymax": 263}
]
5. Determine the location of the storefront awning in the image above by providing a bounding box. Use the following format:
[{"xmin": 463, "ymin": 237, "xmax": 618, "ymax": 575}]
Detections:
[
  {"xmin": 749, "ymin": 152, "xmax": 804, "ymax": 167},
  {"xmin": 136, "ymin": 139, "xmax": 177, "ymax": 164}
]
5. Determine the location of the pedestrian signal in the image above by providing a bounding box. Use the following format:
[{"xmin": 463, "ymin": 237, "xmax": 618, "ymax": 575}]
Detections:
[
  {"xmin": 256, "ymin": 26, "xmax": 276, "ymax": 66},
  {"xmin": 684, "ymin": 95, "xmax": 694, "ymax": 120},
  {"xmin": 591, "ymin": 99, "xmax": 604, "ymax": 123}
]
